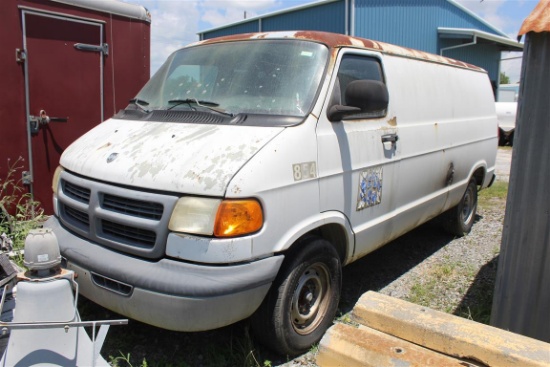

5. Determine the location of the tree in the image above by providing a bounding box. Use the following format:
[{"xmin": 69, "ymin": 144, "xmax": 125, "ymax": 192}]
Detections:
[{"xmin": 500, "ymin": 72, "xmax": 510, "ymax": 85}]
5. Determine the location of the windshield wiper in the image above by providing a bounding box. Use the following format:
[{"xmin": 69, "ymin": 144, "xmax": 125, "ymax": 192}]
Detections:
[
  {"xmin": 128, "ymin": 98, "xmax": 151, "ymax": 113},
  {"xmin": 167, "ymin": 98, "xmax": 233, "ymax": 117}
]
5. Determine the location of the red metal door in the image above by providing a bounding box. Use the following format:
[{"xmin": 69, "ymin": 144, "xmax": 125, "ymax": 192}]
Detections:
[{"xmin": 22, "ymin": 10, "xmax": 105, "ymax": 213}]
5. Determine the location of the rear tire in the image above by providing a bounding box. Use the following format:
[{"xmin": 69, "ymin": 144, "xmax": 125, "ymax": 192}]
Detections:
[
  {"xmin": 498, "ymin": 129, "xmax": 507, "ymax": 146},
  {"xmin": 444, "ymin": 177, "xmax": 478, "ymax": 237},
  {"xmin": 251, "ymin": 237, "xmax": 341, "ymax": 356}
]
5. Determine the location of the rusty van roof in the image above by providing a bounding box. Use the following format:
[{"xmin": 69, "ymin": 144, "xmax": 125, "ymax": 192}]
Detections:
[{"xmin": 194, "ymin": 31, "xmax": 485, "ymax": 72}]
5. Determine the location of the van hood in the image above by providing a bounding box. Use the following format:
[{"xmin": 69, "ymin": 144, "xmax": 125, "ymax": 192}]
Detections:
[{"xmin": 60, "ymin": 118, "xmax": 283, "ymax": 196}]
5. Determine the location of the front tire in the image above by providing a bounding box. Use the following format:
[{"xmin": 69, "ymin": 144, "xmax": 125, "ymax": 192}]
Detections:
[
  {"xmin": 251, "ymin": 237, "xmax": 341, "ymax": 356},
  {"xmin": 444, "ymin": 177, "xmax": 478, "ymax": 236}
]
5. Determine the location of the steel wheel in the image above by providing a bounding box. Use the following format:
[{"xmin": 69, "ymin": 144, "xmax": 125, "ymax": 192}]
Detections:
[
  {"xmin": 250, "ymin": 237, "xmax": 341, "ymax": 356},
  {"xmin": 291, "ymin": 262, "xmax": 331, "ymax": 335},
  {"xmin": 444, "ymin": 177, "xmax": 478, "ymax": 236},
  {"xmin": 460, "ymin": 183, "xmax": 476, "ymax": 227}
]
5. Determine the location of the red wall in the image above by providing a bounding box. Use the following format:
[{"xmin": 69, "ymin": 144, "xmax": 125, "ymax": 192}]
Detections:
[{"xmin": 0, "ymin": 0, "xmax": 150, "ymax": 213}]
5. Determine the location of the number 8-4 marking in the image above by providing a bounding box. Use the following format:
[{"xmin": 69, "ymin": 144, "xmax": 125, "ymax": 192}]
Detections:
[{"xmin": 292, "ymin": 162, "xmax": 317, "ymax": 181}]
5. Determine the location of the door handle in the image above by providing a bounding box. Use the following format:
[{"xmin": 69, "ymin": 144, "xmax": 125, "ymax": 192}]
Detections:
[{"xmin": 381, "ymin": 133, "xmax": 398, "ymax": 144}]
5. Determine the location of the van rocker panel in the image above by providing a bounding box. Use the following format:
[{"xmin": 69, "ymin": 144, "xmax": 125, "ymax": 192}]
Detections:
[{"xmin": 45, "ymin": 217, "xmax": 283, "ymax": 330}]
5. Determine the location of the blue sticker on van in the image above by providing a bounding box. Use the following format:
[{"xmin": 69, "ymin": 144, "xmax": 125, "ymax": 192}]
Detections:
[{"xmin": 357, "ymin": 167, "xmax": 383, "ymax": 210}]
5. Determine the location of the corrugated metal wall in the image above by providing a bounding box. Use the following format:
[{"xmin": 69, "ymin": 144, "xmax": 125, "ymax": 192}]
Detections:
[
  {"xmin": 201, "ymin": 1, "xmax": 345, "ymax": 39},
  {"xmin": 490, "ymin": 30, "xmax": 550, "ymax": 343},
  {"xmin": 353, "ymin": 0, "xmax": 497, "ymax": 52},
  {"xmin": 353, "ymin": 0, "xmax": 502, "ymax": 86},
  {"xmin": 262, "ymin": 1, "xmax": 345, "ymax": 33},
  {"xmin": 203, "ymin": 20, "xmax": 259, "ymax": 39}
]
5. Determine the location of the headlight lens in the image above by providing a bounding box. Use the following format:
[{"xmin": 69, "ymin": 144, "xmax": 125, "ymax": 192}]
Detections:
[
  {"xmin": 169, "ymin": 197, "xmax": 221, "ymax": 235},
  {"xmin": 169, "ymin": 197, "xmax": 263, "ymax": 237},
  {"xmin": 52, "ymin": 166, "xmax": 64, "ymax": 194}
]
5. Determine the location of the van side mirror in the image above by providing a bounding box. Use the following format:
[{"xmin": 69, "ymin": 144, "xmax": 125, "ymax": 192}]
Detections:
[{"xmin": 328, "ymin": 80, "xmax": 389, "ymax": 122}]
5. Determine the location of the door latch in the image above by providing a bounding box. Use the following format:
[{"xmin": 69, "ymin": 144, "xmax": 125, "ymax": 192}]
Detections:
[
  {"xmin": 74, "ymin": 43, "xmax": 109, "ymax": 55},
  {"xmin": 29, "ymin": 110, "xmax": 69, "ymax": 134},
  {"xmin": 16, "ymin": 48, "xmax": 26, "ymax": 63}
]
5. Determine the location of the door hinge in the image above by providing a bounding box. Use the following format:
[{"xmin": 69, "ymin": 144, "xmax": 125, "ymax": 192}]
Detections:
[
  {"xmin": 16, "ymin": 48, "xmax": 26, "ymax": 63},
  {"xmin": 22, "ymin": 171, "xmax": 32, "ymax": 185},
  {"xmin": 74, "ymin": 43, "xmax": 109, "ymax": 55}
]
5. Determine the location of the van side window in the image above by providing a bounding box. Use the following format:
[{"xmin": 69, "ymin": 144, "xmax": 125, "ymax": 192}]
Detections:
[{"xmin": 331, "ymin": 55, "xmax": 387, "ymax": 119}]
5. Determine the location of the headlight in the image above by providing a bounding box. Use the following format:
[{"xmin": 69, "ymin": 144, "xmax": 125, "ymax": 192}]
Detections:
[
  {"xmin": 169, "ymin": 197, "xmax": 221, "ymax": 235},
  {"xmin": 52, "ymin": 166, "xmax": 64, "ymax": 194},
  {"xmin": 169, "ymin": 197, "xmax": 263, "ymax": 237}
]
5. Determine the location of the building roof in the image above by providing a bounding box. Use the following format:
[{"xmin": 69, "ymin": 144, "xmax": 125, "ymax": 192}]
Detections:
[
  {"xmin": 193, "ymin": 30, "xmax": 486, "ymax": 72},
  {"xmin": 439, "ymin": 28, "xmax": 523, "ymax": 53},
  {"xmin": 518, "ymin": 0, "xmax": 550, "ymax": 38}
]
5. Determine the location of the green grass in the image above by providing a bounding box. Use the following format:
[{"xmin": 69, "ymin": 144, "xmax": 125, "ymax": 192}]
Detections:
[{"xmin": 478, "ymin": 181, "xmax": 508, "ymax": 210}]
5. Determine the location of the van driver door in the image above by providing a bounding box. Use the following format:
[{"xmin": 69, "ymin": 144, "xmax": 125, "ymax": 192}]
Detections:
[{"xmin": 316, "ymin": 52, "xmax": 400, "ymax": 261}]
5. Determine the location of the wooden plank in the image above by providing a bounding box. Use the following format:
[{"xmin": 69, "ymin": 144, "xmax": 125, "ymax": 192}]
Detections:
[
  {"xmin": 352, "ymin": 291, "xmax": 550, "ymax": 367},
  {"xmin": 317, "ymin": 322, "xmax": 480, "ymax": 367}
]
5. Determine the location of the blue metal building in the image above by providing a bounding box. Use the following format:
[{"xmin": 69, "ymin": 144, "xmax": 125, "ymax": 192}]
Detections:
[{"xmin": 198, "ymin": 0, "xmax": 523, "ymax": 88}]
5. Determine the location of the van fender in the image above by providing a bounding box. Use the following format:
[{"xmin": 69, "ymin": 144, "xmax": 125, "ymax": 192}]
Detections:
[
  {"xmin": 444, "ymin": 160, "xmax": 488, "ymax": 212},
  {"xmin": 466, "ymin": 160, "xmax": 490, "ymax": 188},
  {"xmin": 451, "ymin": 160, "xmax": 488, "ymax": 192},
  {"xmin": 271, "ymin": 211, "xmax": 355, "ymax": 264}
]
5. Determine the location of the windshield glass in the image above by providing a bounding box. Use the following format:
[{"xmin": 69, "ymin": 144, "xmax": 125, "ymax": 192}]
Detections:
[{"xmin": 133, "ymin": 40, "xmax": 329, "ymax": 118}]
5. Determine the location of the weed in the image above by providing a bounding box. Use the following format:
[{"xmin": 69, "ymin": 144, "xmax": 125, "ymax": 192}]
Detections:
[
  {"xmin": 0, "ymin": 157, "xmax": 46, "ymax": 265},
  {"xmin": 335, "ymin": 311, "xmax": 359, "ymax": 327},
  {"xmin": 337, "ymin": 312, "xmax": 352, "ymax": 325},
  {"xmin": 109, "ymin": 352, "xmax": 148, "ymax": 367},
  {"xmin": 309, "ymin": 343, "xmax": 320, "ymax": 354}
]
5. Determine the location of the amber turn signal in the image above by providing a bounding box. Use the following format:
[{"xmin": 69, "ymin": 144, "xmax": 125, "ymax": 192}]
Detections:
[{"xmin": 214, "ymin": 199, "xmax": 263, "ymax": 237}]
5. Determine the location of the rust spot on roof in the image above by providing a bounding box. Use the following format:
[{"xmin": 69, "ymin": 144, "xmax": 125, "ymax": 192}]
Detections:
[
  {"xmin": 196, "ymin": 31, "xmax": 485, "ymax": 72},
  {"xmin": 518, "ymin": 0, "xmax": 550, "ymax": 37}
]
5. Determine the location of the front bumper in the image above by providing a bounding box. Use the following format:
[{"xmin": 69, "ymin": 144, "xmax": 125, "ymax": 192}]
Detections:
[{"xmin": 44, "ymin": 217, "xmax": 284, "ymax": 331}]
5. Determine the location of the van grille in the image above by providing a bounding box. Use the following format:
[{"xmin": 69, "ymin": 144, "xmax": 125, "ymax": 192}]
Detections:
[
  {"xmin": 102, "ymin": 194, "xmax": 163, "ymax": 220},
  {"xmin": 64, "ymin": 181, "xmax": 91, "ymax": 203},
  {"xmin": 57, "ymin": 172, "xmax": 178, "ymax": 259},
  {"xmin": 64, "ymin": 206, "xmax": 90, "ymax": 229},
  {"xmin": 101, "ymin": 220, "xmax": 156, "ymax": 248}
]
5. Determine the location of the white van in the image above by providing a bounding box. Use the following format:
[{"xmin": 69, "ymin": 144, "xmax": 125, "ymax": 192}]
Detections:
[{"xmin": 45, "ymin": 31, "xmax": 497, "ymax": 355}]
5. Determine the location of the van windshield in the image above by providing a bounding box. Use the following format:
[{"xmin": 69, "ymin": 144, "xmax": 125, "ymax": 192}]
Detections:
[{"xmin": 130, "ymin": 40, "xmax": 328, "ymax": 121}]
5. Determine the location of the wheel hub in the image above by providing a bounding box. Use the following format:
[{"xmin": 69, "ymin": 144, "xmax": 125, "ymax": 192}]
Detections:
[{"xmin": 291, "ymin": 263, "xmax": 330, "ymax": 335}]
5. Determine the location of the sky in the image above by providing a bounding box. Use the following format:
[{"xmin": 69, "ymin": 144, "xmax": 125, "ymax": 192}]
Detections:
[{"xmin": 125, "ymin": 0, "xmax": 540, "ymax": 82}]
